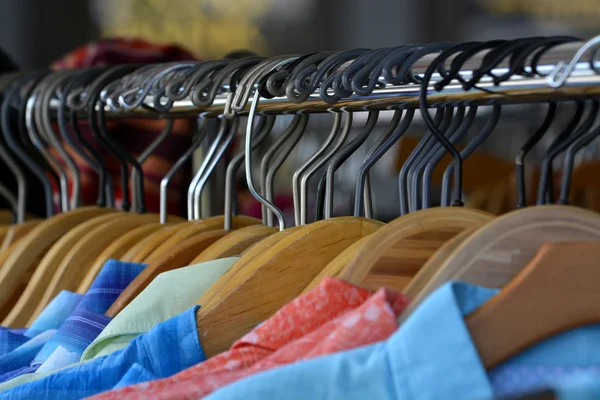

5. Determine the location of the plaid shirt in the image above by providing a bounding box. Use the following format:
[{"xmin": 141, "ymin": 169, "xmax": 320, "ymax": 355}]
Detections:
[{"xmin": 0, "ymin": 260, "xmax": 146, "ymax": 382}]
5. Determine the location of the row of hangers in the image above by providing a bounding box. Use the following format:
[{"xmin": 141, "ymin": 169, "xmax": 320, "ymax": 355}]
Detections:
[{"xmin": 0, "ymin": 35, "xmax": 597, "ymax": 368}]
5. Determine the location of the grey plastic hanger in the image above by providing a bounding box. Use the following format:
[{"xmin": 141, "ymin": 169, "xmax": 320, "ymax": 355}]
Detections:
[
  {"xmin": 410, "ymin": 106, "xmax": 466, "ymax": 212},
  {"xmin": 322, "ymin": 111, "xmax": 379, "ymax": 219},
  {"xmin": 264, "ymin": 114, "xmax": 308, "ymax": 227},
  {"xmin": 223, "ymin": 115, "xmax": 274, "ymax": 230},
  {"xmin": 420, "ymin": 106, "xmax": 477, "ymax": 210},
  {"xmin": 353, "ymin": 109, "xmax": 415, "ymax": 217},
  {"xmin": 259, "ymin": 115, "xmax": 302, "ymax": 224},
  {"xmin": 292, "ymin": 111, "xmax": 341, "ymax": 225},
  {"xmin": 441, "ymin": 104, "xmax": 503, "ymax": 206}
]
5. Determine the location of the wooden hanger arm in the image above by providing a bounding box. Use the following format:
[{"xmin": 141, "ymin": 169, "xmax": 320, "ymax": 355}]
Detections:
[{"xmin": 466, "ymin": 241, "xmax": 600, "ymax": 369}]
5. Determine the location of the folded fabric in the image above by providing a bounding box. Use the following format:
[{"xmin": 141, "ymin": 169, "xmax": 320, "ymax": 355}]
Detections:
[
  {"xmin": 0, "ymin": 306, "xmax": 204, "ymax": 400},
  {"xmin": 82, "ymin": 257, "xmax": 239, "ymax": 361},
  {"xmin": 32, "ymin": 260, "xmax": 146, "ymax": 373},
  {"xmin": 92, "ymin": 278, "xmax": 410, "ymax": 400},
  {"xmin": 0, "ymin": 291, "xmax": 83, "ymax": 358},
  {"xmin": 0, "ymin": 258, "xmax": 237, "ymax": 392},
  {"xmin": 0, "ymin": 331, "xmax": 55, "ymax": 382},
  {"xmin": 192, "ymin": 282, "xmax": 600, "ymax": 400},
  {"xmin": 0, "ymin": 260, "xmax": 145, "ymax": 383}
]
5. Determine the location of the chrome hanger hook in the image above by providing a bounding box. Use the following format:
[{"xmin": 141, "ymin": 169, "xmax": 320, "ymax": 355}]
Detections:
[{"xmin": 548, "ymin": 36, "xmax": 600, "ymax": 88}]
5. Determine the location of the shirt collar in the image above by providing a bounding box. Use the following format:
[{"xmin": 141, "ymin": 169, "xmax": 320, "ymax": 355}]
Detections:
[
  {"xmin": 233, "ymin": 277, "xmax": 372, "ymax": 352},
  {"xmin": 25, "ymin": 290, "xmax": 83, "ymax": 338},
  {"xmin": 32, "ymin": 260, "xmax": 146, "ymax": 365}
]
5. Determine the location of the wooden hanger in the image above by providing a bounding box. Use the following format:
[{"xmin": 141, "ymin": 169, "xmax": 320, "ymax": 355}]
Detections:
[
  {"xmin": 140, "ymin": 216, "xmax": 260, "ymax": 264},
  {"xmin": 0, "ymin": 207, "xmax": 114, "ymax": 321},
  {"xmin": 335, "ymin": 208, "xmax": 494, "ymax": 292},
  {"xmin": 403, "ymin": 226, "xmax": 478, "ymax": 298},
  {"xmin": 0, "ymin": 219, "xmax": 43, "ymax": 251},
  {"xmin": 126, "ymin": 216, "xmax": 259, "ymax": 263},
  {"xmin": 196, "ymin": 226, "xmax": 303, "ymax": 311},
  {"xmin": 398, "ymin": 205, "xmax": 600, "ymax": 323},
  {"xmin": 105, "ymin": 229, "xmax": 230, "ymax": 317},
  {"xmin": 466, "ymin": 241, "xmax": 600, "ymax": 369},
  {"xmin": 11, "ymin": 213, "xmax": 166, "ymax": 327},
  {"xmin": 191, "ymin": 225, "xmax": 278, "ymax": 264},
  {"xmin": 75, "ymin": 223, "xmax": 164, "ymax": 294},
  {"xmin": 0, "ymin": 225, "xmax": 9, "ymax": 249},
  {"xmin": 194, "ymin": 217, "xmax": 383, "ymax": 357},
  {"xmin": 122, "ymin": 224, "xmax": 182, "ymax": 262},
  {"xmin": 2, "ymin": 212, "xmax": 123, "ymax": 327}
]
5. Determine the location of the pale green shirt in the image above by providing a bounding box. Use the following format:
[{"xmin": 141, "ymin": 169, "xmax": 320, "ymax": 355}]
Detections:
[
  {"xmin": 0, "ymin": 257, "xmax": 239, "ymax": 392},
  {"xmin": 82, "ymin": 256, "xmax": 239, "ymax": 361}
]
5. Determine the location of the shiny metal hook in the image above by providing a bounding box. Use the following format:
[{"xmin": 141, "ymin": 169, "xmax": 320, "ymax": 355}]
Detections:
[
  {"xmin": 245, "ymin": 90, "xmax": 287, "ymax": 231},
  {"xmin": 323, "ymin": 111, "xmax": 379, "ymax": 220},
  {"xmin": 194, "ymin": 117, "xmax": 240, "ymax": 220},
  {"xmin": 548, "ymin": 36, "xmax": 600, "ymax": 88},
  {"xmin": 40, "ymin": 71, "xmax": 83, "ymax": 209},
  {"xmin": 354, "ymin": 109, "xmax": 415, "ymax": 217},
  {"xmin": 187, "ymin": 118, "xmax": 224, "ymax": 220},
  {"xmin": 223, "ymin": 115, "xmax": 274, "ymax": 231},
  {"xmin": 360, "ymin": 109, "xmax": 403, "ymax": 218},
  {"xmin": 131, "ymin": 119, "xmax": 174, "ymax": 213},
  {"xmin": 265, "ymin": 114, "xmax": 308, "ymax": 227},
  {"xmin": 160, "ymin": 117, "xmax": 208, "ymax": 224},
  {"xmin": 292, "ymin": 111, "xmax": 341, "ymax": 225},
  {"xmin": 260, "ymin": 115, "xmax": 301, "ymax": 224},
  {"xmin": 27, "ymin": 79, "xmax": 69, "ymax": 212},
  {"xmin": 301, "ymin": 111, "xmax": 353, "ymax": 225}
]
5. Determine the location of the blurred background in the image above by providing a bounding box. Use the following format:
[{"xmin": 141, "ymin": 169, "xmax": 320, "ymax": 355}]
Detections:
[
  {"xmin": 1, "ymin": 0, "xmax": 599, "ymax": 222},
  {"xmin": 1, "ymin": 0, "xmax": 598, "ymax": 68}
]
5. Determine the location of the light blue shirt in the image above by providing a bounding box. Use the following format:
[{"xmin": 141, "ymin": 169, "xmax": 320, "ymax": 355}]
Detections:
[
  {"xmin": 206, "ymin": 282, "xmax": 600, "ymax": 400},
  {"xmin": 0, "ymin": 306, "xmax": 205, "ymax": 400}
]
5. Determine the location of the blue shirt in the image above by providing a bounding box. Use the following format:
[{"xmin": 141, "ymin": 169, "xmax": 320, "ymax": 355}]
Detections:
[
  {"xmin": 0, "ymin": 291, "xmax": 82, "ymax": 358},
  {"xmin": 0, "ymin": 306, "xmax": 205, "ymax": 400},
  {"xmin": 205, "ymin": 282, "xmax": 600, "ymax": 400},
  {"xmin": 0, "ymin": 260, "xmax": 145, "ymax": 382}
]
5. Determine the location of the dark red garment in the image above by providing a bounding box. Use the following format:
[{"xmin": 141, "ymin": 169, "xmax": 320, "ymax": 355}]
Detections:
[{"xmin": 51, "ymin": 38, "xmax": 197, "ymax": 215}]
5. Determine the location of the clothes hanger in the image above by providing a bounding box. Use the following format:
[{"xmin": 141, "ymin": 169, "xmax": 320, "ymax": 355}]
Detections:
[
  {"xmin": 139, "ymin": 118, "xmax": 260, "ymax": 265},
  {"xmin": 466, "ymin": 241, "xmax": 600, "ymax": 370},
  {"xmin": 122, "ymin": 61, "xmax": 269, "ymax": 262},
  {"xmin": 398, "ymin": 205, "xmax": 600, "ymax": 323},
  {"xmin": 12, "ymin": 67, "xmax": 173, "ymax": 322},
  {"xmin": 321, "ymin": 46, "xmax": 495, "ymax": 293},
  {"xmin": 193, "ymin": 75, "xmax": 383, "ymax": 357},
  {"xmin": 0, "ymin": 72, "xmax": 121, "ymax": 320},
  {"xmin": 191, "ymin": 115, "xmax": 279, "ymax": 262},
  {"xmin": 3, "ymin": 68, "xmax": 148, "ymax": 326}
]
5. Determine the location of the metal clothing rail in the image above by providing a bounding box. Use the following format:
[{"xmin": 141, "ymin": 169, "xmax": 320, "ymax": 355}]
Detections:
[{"xmin": 91, "ymin": 40, "xmax": 600, "ymax": 118}]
